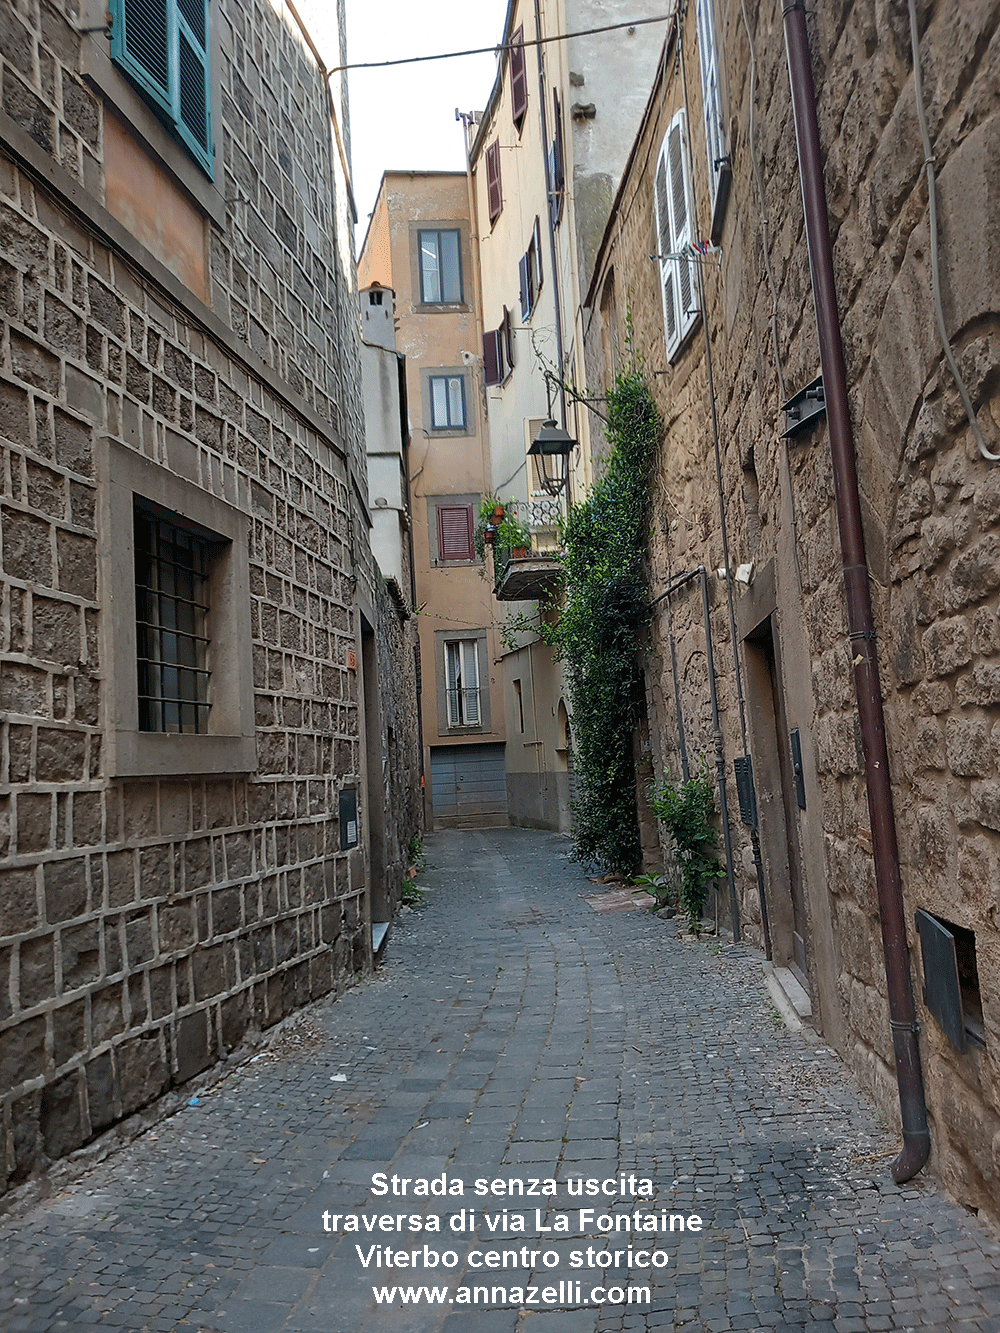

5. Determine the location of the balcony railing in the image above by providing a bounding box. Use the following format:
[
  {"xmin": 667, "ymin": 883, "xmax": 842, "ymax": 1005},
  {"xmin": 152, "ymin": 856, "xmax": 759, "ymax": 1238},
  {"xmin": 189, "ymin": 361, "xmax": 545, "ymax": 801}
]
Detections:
[{"xmin": 492, "ymin": 496, "xmax": 565, "ymax": 601}]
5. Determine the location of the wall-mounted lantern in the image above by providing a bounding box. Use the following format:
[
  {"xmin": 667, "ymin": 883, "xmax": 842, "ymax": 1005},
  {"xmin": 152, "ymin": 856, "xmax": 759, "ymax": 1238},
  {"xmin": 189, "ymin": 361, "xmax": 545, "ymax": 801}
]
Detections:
[{"xmin": 528, "ymin": 419, "xmax": 576, "ymax": 496}]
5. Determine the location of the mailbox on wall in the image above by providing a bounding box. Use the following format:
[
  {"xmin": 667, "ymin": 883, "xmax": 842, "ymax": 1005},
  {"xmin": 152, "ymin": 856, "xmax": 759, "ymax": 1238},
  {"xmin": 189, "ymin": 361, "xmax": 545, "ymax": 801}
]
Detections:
[{"xmin": 339, "ymin": 788, "xmax": 358, "ymax": 850}]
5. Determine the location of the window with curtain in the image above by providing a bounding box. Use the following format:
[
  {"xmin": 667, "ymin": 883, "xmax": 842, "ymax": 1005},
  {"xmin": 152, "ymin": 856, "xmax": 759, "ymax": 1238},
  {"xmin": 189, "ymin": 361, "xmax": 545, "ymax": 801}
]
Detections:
[
  {"xmin": 418, "ymin": 229, "xmax": 463, "ymax": 304},
  {"xmin": 444, "ymin": 639, "xmax": 481, "ymax": 727},
  {"xmin": 429, "ymin": 375, "xmax": 467, "ymax": 430}
]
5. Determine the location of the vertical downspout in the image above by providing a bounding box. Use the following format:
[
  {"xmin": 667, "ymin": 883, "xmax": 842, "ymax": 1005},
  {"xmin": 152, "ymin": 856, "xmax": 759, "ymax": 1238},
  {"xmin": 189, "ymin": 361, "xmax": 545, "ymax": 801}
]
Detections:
[{"xmin": 781, "ymin": 0, "xmax": 929, "ymax": 1183}]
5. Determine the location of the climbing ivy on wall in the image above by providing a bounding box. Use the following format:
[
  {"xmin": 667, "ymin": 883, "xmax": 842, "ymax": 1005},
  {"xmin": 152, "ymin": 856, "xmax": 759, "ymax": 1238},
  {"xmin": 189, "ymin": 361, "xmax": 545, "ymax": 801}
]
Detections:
[{"xmin": 555, "ymin": 359, "xmax": 659, "ymax": 875}]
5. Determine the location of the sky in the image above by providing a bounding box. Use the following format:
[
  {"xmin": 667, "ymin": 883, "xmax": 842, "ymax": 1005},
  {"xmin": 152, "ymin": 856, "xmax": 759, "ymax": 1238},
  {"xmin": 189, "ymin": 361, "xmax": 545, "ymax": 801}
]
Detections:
[{"xmin": 293, "ymin": 0, "xmax": 510, "ymax": 248}]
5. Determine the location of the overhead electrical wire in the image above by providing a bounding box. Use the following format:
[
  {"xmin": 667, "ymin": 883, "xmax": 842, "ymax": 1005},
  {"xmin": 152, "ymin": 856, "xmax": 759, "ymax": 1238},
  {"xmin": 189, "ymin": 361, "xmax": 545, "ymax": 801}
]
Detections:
[{"xmin": 326, "ymin": 14, "xmax": 672, "ymax": 75}]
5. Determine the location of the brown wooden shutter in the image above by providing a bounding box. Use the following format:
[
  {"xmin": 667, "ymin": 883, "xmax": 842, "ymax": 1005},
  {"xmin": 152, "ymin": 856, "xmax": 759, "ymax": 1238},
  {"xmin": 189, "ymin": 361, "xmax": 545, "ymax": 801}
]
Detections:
[
  {"xmin": 533, "ymin": 215, "xmax": 543, "ymax": 290},
  {"xmin": 501, "ymin": 307, "xmax": 514, "ymax": 376},
  {"xmin": 483, "ymin": 328, "xmax": 501, "ymax": 385},
  {"xmin": 519, "ymin": 253, "xmax": 530, "ymax": 321},
  {"xmin": 437, "ymin": 505, "xmax": 474, "ymax": 561},
  {"xmin": 549, "ymin": 91, "xmax": 564, "ymax": 226},
  {"xmin": 486, "ymin": 140, "xmax": 503, "ymax": 223},
  {"xmin": 510, "ymin": 27, "xmax": 528, "ymax": 126}
]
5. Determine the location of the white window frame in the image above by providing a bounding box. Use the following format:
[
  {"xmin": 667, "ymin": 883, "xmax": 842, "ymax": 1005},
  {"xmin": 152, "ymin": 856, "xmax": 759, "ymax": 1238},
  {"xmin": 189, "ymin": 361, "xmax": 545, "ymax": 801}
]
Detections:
[
  {"xmin": 654, "ymin": 110, "xmax": 698, "ymax": 362},
  {"xmin": 444, "ymin": 639, "xmax": 482, "ymax": 728},
  {"xmin": 695, "ymin": 0, "xmax": 731, "ymax": 241}
]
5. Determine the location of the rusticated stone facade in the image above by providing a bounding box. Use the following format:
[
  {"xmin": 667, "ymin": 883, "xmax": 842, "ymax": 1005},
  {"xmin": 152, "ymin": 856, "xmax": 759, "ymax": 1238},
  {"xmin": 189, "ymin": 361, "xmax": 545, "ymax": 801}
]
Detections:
[
  {"xmin": 583, "ymin": 1, "xmax": 1000, "ymax": 1220},
  {"xmin": 0, "ymin": 0, "xmax": 419, "ymax": 1193}
]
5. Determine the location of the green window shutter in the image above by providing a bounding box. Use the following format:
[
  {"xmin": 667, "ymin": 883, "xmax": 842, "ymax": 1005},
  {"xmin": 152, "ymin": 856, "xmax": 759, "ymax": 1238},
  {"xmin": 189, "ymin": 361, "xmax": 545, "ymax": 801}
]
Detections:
[
  {"xmin": 112, "ymin": 0, "xmax": 172, "ymax": 117},
  {"xmin": 110, "ymin": 0, "xmax": 213, "ymax": 179},
  {"xmin": 175, "ymin": 0, "xmax": 212, "ymax": 176}
]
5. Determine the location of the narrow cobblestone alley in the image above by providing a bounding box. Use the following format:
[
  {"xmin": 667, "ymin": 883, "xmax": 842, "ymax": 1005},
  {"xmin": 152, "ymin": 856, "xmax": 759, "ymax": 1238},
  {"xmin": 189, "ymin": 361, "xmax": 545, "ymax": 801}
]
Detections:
[{"xmin": 2, "ymin": 828, "xmax": 999, "ymax": 1333}]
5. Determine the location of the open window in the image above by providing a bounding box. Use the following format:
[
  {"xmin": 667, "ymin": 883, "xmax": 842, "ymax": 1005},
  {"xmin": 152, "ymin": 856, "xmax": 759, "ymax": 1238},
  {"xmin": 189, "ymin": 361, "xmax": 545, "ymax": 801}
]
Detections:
[
  {"xmin": 445, "ymin": 639, "xmax": 481, "ymax": 727},
  {"xmin": 518, "ymin": 217, "xmax": 544, "ymax": 321},
  {"xmin": 915, "ymin": 910, "xmax": 985, "ymax": 1050}
]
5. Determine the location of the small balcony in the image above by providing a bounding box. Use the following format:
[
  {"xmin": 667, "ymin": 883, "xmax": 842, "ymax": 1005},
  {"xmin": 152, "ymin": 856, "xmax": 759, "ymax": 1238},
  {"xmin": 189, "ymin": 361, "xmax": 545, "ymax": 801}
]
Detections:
[{"xmin": 493, "ymin": 496, "xmax": 564, "ymax": 601}]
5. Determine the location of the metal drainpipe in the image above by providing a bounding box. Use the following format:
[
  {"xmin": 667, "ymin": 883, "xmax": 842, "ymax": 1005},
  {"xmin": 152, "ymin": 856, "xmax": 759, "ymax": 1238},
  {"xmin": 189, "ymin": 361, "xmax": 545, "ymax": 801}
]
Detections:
[{"xmin": 781, "ymin": 0, "xmax": 929, "ymax": 1182}]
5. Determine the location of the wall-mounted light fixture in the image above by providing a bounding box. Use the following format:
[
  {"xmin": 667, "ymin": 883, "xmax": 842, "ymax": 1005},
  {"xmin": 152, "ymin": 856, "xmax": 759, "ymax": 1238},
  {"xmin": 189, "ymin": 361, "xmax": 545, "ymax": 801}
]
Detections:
[{"xmin": 528, "ymin": 419, "xmax": 577, "ymax": 496}]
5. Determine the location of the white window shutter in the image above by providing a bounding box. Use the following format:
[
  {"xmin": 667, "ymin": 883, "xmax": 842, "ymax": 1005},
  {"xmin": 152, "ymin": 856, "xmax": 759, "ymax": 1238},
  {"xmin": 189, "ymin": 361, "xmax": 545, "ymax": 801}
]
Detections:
[
  {"xmin": 696, "ymin": 0, "xmax": 729, "ymax": 234},
  {"xmin": 668, "ymin": 120, "xmax": 694, "ymax": 330},
  {"xmin": 654, "ymin": 149, "xmax": 677, "ymax": 347},
  {"xmin": 461, "ymin": 641, "xmax": 481, "ymax": 725},
  {"xmin": 445, "ymin": 641, "xmax": 461, "ymax": 725},
  {"xmin": 656, "ymin": 111, "xmax": 697, "ymax": 360}
]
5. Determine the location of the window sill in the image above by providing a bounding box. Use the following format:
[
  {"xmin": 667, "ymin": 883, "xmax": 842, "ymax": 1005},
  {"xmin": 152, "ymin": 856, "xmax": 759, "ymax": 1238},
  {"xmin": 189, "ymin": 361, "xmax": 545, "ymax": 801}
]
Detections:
[
  {"xmin": 113, "ymin": 732, "xmax": 256, "ymax": 778},
  {"xmin": 81, "ymin": 29, "xmax": 225, "ymax": 227}
]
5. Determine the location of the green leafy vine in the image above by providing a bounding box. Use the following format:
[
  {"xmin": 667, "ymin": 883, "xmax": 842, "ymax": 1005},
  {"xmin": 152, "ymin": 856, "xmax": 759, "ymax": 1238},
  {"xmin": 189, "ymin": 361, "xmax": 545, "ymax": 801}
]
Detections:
[
  {"xmin": 648, "ymin": 764, "xmax": 725, "ymax": 933},
  {"xmin": 550, "ymin": 347, "xmax": 660, "ymax": 875}
]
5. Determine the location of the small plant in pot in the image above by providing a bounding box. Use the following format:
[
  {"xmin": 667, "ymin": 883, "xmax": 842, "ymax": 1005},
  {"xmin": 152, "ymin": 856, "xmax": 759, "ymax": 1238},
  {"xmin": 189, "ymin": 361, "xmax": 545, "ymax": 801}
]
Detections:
[{"xmin": 475, "ymin": 496, "xmax": 531, "ymax": 561}]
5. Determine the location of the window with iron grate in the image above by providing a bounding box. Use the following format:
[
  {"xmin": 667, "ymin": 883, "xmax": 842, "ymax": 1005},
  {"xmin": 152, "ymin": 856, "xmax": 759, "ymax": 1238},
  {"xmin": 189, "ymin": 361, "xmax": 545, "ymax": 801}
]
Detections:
[{"xmin": 134, "ymin": 504, "xmax": 217, "ymax": 733}]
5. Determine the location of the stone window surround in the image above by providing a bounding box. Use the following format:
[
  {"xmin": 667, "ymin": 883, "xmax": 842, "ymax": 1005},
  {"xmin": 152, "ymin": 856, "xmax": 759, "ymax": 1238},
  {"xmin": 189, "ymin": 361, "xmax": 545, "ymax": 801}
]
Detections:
[
  {"xmin": 434, "ymin": 627, "xmax": 491, "ymax": 736},
  {"xmin": 408, "ymin": 220, "xmax": 472, "ymax": 314},
  {"xmin": 420, "ymin": 367, "xmax": 474, "ymax": 437},
  {"xmin": 97, "ymin": 436, "xmax": 256, "ymax": 777},
  {"xmin": 80, "ymin": 5, "xmax": 227, "ymax": 226},
  {"xmin": 427, "ymin": 494, "xmax": 481, "ymax": 568}
]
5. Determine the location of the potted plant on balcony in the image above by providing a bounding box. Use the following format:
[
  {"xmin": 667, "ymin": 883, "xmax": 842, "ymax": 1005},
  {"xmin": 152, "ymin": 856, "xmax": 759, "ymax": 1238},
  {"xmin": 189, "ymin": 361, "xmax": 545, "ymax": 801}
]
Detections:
[
  {"xmin": 496, "ymin": 512, "xmax": 531, "ymax": 559},
  {"xmin": 475, "ymin": 496, "xmax": 531, "ymax": 561}
]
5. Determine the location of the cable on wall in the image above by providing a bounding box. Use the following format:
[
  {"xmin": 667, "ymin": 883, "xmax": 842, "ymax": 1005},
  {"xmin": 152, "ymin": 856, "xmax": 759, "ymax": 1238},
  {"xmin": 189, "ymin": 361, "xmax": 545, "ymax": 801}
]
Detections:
[{"xmin": 907, "ymin": 0, "xmax": 998, "ymax": 463}]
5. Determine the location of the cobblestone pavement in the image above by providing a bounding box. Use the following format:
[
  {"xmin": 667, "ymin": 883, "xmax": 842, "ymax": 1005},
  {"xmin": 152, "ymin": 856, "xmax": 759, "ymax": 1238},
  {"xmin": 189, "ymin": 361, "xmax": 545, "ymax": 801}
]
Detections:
[{"xmin": 2, "ymin": 828, "xmax": 999, "ymax": 1333}]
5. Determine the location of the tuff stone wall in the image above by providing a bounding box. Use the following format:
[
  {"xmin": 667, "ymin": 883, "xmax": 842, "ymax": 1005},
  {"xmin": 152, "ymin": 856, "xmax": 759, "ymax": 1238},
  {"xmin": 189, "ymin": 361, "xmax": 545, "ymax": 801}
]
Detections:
[
  {"xmin": 583, "ymin": 0, "xmax": 1000, "ymax": 1220},
  {"xmin": 0, "ymin": 0, "xmax": 405, "ymax": 1193}
]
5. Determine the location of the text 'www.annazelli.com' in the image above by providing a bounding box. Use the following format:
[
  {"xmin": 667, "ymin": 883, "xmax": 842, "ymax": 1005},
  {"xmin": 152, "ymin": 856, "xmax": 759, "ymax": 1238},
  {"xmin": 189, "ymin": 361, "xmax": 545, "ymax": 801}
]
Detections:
[{"xmin": 372, "ymin": 1282, "xmax": 651, "ymax": 1306}]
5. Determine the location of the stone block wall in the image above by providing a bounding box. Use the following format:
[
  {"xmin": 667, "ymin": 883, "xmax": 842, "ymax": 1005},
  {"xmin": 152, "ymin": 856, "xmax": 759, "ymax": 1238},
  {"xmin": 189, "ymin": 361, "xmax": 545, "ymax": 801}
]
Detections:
[
  {"xmin": 583, "ymin": 0, "xmax": 1000, "ymax": 1219},
  {"xmin": 0, "ymin": 0, "xmax": 408, "ymax": 1194}
]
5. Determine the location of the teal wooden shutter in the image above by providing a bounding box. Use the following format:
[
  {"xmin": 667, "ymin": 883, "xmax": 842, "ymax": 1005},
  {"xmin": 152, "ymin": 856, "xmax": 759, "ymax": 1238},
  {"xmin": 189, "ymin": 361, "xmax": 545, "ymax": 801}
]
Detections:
[
  {"xmin": 110, "ymin": 0, "xmax": 213, "ymax": 179},
  {"xmin": 175, "ymin": 0, "xmax": 212, "ymax": 174},
  {"xmin": 112, "ymin": 0, "xmax": 171, "ymax": 115}
]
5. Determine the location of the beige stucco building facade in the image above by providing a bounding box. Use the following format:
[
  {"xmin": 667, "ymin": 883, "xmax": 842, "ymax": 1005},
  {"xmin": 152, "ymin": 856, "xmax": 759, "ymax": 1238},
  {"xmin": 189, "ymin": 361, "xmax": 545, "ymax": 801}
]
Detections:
[
  {"xmin": 359, "ymin": 173, "xmax": 507, "ymax": 828},
  {"xmin": 467, "ymin": 0, "xmax": 667, "ymax": 832}
]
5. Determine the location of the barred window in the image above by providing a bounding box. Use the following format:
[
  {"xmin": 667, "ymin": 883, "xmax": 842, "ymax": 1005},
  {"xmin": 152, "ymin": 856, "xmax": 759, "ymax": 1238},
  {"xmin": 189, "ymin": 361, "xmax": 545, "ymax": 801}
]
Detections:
[{"xmin": 134, "ymin": 505, "xmax": 213, "ymax": 733}]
